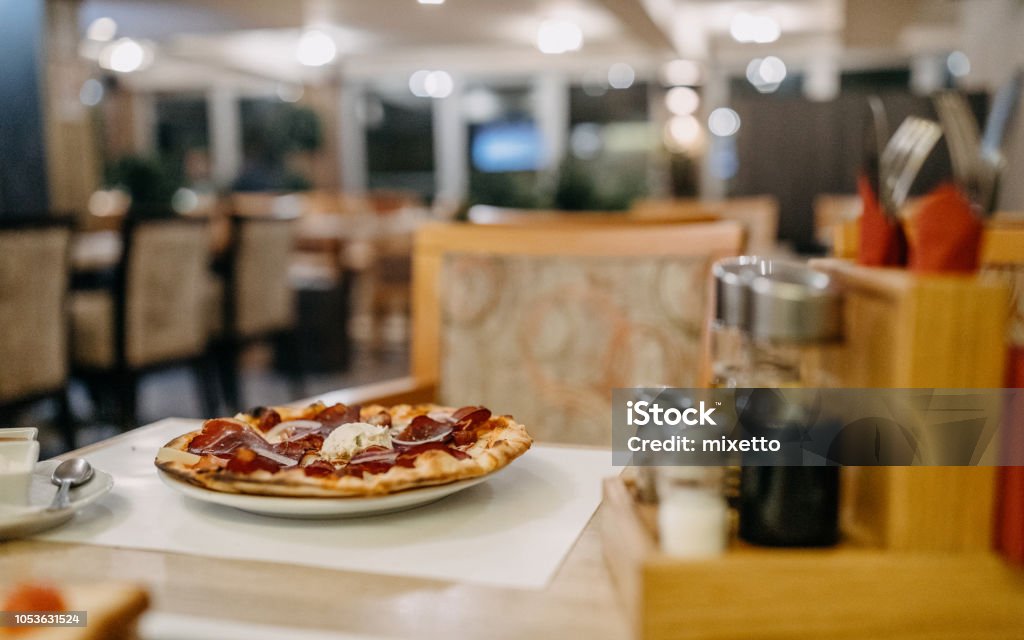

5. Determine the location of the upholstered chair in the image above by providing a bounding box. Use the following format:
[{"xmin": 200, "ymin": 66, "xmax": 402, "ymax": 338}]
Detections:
[
  {"xmin": 70, "ymin": 217, "xmax": 217, "ymax": 428},
  {"xmin": 208, "ymin": 214, "xmax": 299, "ymax": 412},
  {"xmin": 0, "ymin": 218, "xmax": 74, "ymax": 446}
]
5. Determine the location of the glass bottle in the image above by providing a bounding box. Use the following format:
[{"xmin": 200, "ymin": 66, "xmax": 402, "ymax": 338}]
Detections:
[{"xmin": 737, "ymin": 262, "xmax": 844, "ymax": 547}]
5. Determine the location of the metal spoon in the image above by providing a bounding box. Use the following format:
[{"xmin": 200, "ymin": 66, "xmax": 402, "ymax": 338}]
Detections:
[{"xmin": 47, "ymin": 458, "xmax": 94, "ymax": 511}]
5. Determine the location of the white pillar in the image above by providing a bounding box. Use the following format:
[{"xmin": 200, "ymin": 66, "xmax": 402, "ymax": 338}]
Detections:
[
  {"xmin": 207, "ymin": 86, "xmax": 241, "ymax": 188},
  {"xmin": 131, "ymin": 92, "xmax": 156, "ymax": 155},
  {"xmin": 432, "ymin": 75, "xmax": 467, "ymax": 203},
  {"xmin": 533, "ymin": 73, "xmax": 569, "ymax": 171},
  {"xmin": 339, "ymin": 82, "xmax": 367, "ymax": 194},
  {"xmin": 700, "ymin": 67, "xmax": 729, "ymax": 200}
]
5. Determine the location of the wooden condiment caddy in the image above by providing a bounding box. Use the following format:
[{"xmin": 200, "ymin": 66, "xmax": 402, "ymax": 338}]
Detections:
[{"xmin": 602, "ymin": 475, "xmax": 1024, "ymax": 640}]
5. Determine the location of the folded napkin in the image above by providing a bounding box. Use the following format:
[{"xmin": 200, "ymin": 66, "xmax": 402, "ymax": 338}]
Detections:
[
  {"xmin": 905, "ymin": 183, "xmax": 983, "ymax": 273},
  {"xmin": 997, "ymin": 346, "xmax": 1024, "ymax": 566},
  {"xmin": 857, "ymin": 175, "xmax": 906, "ymax": 267}
]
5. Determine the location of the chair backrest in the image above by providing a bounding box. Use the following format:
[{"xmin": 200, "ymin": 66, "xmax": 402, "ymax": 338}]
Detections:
[
  {"xmin": 632, "ymin": 196, "xmax": 779, "ymax": 254},
  {"xmin": 468, "ymin": 204, "xmax": 718, "ymax": 226},
  {"xmin": 0, "ymin": 218, "xmax": 72, "ymax": 403},
  {"xmin": 413, "ymin": 221, "xmax": 744, "ymax": 444},
  {"xmin": 120, "ymin": 218, "xmax": 210, "ymax": 368},
  {"xmin": 227, "ymin": 215, "xmax": 296, "ymax": 339}
]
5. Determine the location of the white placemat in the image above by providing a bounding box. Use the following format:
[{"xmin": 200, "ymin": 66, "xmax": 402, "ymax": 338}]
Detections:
[
  {"xmin": 38, "ymin": 419, "xmax": 613, "ymax": 590},
  {"xmin": 141, "ymin": 612, "xmax": 387, "ymax": 640}
]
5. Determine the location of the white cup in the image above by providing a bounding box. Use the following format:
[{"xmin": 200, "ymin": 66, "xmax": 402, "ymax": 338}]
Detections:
[
  {"xmin": 0, "ymin": 427, "xmax": 38, "ymax": 442},
  {"xmin": 0, "ymin": 441, "xmax": 40, "ymax": 506}
]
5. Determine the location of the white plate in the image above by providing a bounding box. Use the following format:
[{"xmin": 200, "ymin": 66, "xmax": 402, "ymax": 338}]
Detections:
[
  {"xmin": 158, "ymin": 470, "xmax": 493, "ymax": 519},
  {"xmin": 0, "ymin": 460, "xmax": 114, "ymax": 540}
]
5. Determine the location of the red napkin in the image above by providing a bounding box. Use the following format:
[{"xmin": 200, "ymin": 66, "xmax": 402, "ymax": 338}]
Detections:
[
  {"xmin": 996, "ymin": 346, "xmax": 1024, "ymax": 566},
  {"xmin": 857, "ymin": 175, "xmax": 906, "ymax": 267},
  {"xmin": 905, "ymin": 183, "xmax": 983, "ymax": 273}
]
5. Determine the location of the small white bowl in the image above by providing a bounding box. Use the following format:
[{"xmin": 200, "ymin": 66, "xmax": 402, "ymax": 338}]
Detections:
[
  {"xmin": 0, "ymin": 427, "xmax": 38, "ymax": 442},
  {"xmin": 0, "ymin": 441, "xmax": 40, "ymax": 506}
]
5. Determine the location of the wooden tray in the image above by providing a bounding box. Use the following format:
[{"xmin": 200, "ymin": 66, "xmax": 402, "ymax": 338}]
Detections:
[{"xmin": 601, "ymin": 476, "xmax": 1024, "ymax": 640}]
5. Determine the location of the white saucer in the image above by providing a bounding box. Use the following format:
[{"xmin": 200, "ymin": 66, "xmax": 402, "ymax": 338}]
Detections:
[
  {"xmin": 158, "ymin": 469, "xmax": 492, "ymax": 519},
  {"xmin": 0, "ymin": 459, "xmax": 114, "ymax": 540}
]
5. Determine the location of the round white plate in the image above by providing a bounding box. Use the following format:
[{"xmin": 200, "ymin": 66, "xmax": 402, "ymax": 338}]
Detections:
[
  {"xmin": 157, "ymin": 470, "xmax": 492, "ymax": 519},
  {"xmin": 0, "ymin": 460, "xmax": 114, "ymax": 540}
]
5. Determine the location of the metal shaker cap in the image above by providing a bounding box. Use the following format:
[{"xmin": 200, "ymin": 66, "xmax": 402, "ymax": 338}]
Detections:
[
  {"xmin": 712, "ymin": 256, "xmax": 770, "ymax": 328},
  {"xmin": 748, "ymin": 262, "xmax": 843, "ymax": 343}
]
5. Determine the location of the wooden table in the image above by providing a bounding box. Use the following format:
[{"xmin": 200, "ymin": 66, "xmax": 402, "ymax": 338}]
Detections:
[{"xmin": 0, "ymin": 425, "xmax": 629, "ymax": 639}]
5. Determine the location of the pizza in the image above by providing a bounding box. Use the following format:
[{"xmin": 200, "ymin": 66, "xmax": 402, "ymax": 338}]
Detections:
[{"xmin": 155, "ymin": 402, "xmax": 532, "ymax": 497}]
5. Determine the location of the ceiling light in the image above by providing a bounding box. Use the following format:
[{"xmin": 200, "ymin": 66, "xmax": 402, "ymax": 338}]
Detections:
[
  {"xmin": 100, "ymin": 38, "xmax": 145, "ymax": 73},
  {"xmin": 730, "ymin": 12, "xmax": 781, "ymax": 44},
  {"xmin": 296, "ymin": 29, "xmax": 337, "ymax": 67},
  {"xmin": 409, "ymin": 70, "xmax": 431, "ymax": 97},
  {"xmin": 947, "ymin": 51, "xmax": 971, "ymax": 77},
  {"xmin": 746, "ymin": 56, "xmax": 786, "ymax": 93},
  {"xmin": 665, "ymin": 115, "xmax": 702, "ymax": 151},
  {"xmin": 661, "ymin": 59, "xmax": 701, "ymax": 87},
  {"xmin": 424, "ymin": 70, "xmax": 454, "ymax": 98},
  {"xmin": 708, "ymin": 108, "xmax": 741, "ymax": 137},
  {"xmin": 607, "ymin": 63, "xmax": 635, "ymax": 90},
  {"xmin": 86, "ymin": 17, "xmax": 118, "ymax": 42},
  {"xmin": 418, "ymin": 0, "xmax": 445, "ymax": 4},
  {"xmin": 537, "ymin": 19, "xmax": 583, "ymax": 55},
  {"xmin": 665, "ymin": 86, "xmax": 699, "ymax": 116}
]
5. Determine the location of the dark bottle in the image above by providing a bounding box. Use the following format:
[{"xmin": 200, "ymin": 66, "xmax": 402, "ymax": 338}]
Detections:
[
  {"xmin": 739, "ymin": 466, "xmax": 840, "ymax": 546},
  {"xmin": 734, "ymin": 262, "xmax": 844, "ymax": 547}
]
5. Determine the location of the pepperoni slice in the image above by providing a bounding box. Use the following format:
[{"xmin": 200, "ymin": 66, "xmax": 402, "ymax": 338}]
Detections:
[
  {"xmin": 349, "ymin": 446, "xmax": 398, "ymax": 465},
  {"xmin": 251, "ymin": 407, "xmax": 282, "ymax": 432},
  {"xmin": 396, "ymin": 415, "xmax": 452, "ymax": 443},
  {"xmin": 225, "ymin": 448, "xmax": 282, "ymax": 474},
  {"xmin": 314, "ymin": 403, "xmax": 362, "ymax": 429},
  {"xmin": 188, "ymin": 419, "xmax": 263, "ymax": 455},
  {"xmin": 452, "ymin": 406, "xmax": 491, "ymax": 425},
  {"xmin": 302, "ymin": 461, "xmax": 337, "ymax": 477},
  {"xmin": 395, "ymin": 442, "xmax": 469, "ymax": 468},
  {"xmin": 452, "ymin": 430, "xmax": 477, "ymax": 447}
]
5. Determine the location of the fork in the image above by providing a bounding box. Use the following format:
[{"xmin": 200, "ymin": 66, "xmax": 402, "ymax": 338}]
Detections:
[
  {"xmin": 879, "ymin": 116, "xmax": 943, "ymax": 217},
  {"xmin": 933, "ymin": 91, "xmax": 982, "ymax": 201}
]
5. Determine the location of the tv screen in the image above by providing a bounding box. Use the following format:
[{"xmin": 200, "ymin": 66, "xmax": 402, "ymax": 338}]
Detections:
[{"xmin": 471, "ymin": 121, "xmax": 543, "ymax": 172}]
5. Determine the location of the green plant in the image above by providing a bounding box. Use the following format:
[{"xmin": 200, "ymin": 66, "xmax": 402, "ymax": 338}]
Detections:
[{"xmin": 105, "ymin": 155, "xmax": 178, "ymax": 209}]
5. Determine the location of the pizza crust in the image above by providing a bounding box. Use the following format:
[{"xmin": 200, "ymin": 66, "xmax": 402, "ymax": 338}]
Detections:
[{"xmin": 155, "ymin": 404, "xmax": 532, "ymax": 498}]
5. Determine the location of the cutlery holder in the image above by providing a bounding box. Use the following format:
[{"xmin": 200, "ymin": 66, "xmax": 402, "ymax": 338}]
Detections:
[{"xmin": 809, "ymin": 259, "xmax": 1010, "ymax": 551}]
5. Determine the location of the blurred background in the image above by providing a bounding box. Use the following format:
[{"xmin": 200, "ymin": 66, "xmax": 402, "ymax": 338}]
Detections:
[{"xmin": 2, "ymin": 0, "xmax": 1023, "ymax": 454}]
